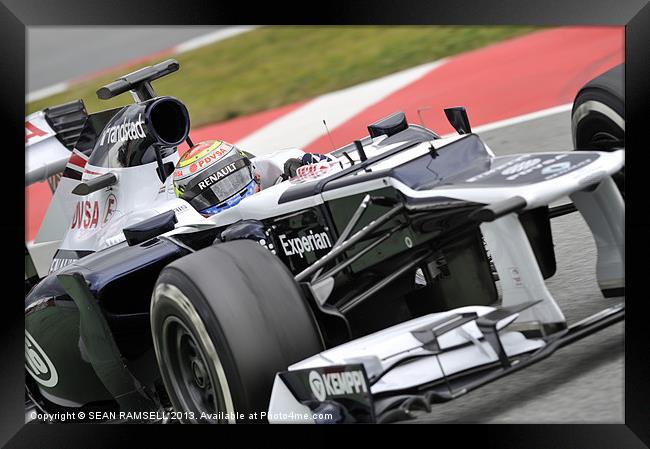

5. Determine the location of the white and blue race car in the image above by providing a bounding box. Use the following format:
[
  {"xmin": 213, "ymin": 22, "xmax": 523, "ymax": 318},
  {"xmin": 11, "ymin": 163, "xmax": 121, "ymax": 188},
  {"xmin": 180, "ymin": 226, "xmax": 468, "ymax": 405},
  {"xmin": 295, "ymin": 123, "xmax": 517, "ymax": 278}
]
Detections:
[{"xmin": 24, "ymin": 60, "xmax": 624, "ymax": 423}]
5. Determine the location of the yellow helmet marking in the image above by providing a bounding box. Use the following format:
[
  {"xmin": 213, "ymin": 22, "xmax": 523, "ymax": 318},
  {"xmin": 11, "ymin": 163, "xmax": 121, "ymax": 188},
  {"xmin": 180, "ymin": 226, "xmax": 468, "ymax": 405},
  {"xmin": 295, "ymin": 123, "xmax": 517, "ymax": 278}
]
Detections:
[{"xmin": 178, "ymin": 140, "xmax": 223, "ymax": 168}]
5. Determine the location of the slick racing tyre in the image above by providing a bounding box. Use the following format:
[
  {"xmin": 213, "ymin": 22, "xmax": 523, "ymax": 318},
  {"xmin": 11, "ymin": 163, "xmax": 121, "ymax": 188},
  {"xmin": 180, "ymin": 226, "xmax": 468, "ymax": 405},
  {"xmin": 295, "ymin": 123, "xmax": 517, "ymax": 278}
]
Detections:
[
  {"xmin": 571, "ymin": 63, "xmax": 624, "ymax": 194},
  {"xmin": 151, "ymin": 239, "xmax": 324, "ymax": 423}
]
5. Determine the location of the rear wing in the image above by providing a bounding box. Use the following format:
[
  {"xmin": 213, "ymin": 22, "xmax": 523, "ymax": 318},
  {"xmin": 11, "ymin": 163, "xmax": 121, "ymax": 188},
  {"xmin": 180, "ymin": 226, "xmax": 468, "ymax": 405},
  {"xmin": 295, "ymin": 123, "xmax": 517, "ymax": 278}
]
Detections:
[{"xmin": 25, "ymin": 99, "xmax": 87, "ymax": 189}]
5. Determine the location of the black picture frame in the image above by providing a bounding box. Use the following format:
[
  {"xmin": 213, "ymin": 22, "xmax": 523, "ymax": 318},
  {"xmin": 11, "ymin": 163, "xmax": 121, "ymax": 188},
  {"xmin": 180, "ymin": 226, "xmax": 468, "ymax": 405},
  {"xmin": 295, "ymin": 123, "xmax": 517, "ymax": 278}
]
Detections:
[{"xmin": 3, "ymin": 1, "xmax": 648, "ymax": 446}]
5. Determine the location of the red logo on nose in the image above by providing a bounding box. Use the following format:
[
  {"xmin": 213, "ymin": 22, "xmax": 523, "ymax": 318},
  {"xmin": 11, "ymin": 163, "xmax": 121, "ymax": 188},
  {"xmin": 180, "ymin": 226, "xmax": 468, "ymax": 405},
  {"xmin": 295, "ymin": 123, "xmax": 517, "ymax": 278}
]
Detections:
[{"xmin": 190, "ymin": 163, "xmax": 198, "ymax": 173}]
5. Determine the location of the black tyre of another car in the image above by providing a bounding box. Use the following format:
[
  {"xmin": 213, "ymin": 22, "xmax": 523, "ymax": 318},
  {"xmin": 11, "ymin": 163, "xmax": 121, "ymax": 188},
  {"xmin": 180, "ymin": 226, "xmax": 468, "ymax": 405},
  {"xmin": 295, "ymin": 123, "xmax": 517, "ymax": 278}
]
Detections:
[
  {"xmin": 571, "ymin": 63, "xmax": 624, "ymax": 194},
  {"xmin": 150, "ymin": 239, "xmax": 324, "ymax": 423}
]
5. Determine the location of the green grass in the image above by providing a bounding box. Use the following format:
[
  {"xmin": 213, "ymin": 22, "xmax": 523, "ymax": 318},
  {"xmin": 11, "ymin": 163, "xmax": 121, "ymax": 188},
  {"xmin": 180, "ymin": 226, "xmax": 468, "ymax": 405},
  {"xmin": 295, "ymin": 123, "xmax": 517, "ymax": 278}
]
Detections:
[{"xmin": 27, "ymin": 26, "xmax": 538, "ymax": 128}]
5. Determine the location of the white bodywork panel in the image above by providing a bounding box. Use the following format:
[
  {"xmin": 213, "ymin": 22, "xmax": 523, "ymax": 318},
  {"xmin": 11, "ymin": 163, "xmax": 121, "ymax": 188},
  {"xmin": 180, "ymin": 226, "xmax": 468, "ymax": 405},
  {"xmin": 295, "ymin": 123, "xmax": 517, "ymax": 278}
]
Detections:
[
  {"xmin": 570, "ymin": 176, "xmax": 625, "ymax": 292},
  {"xmin": 480, "ymin": 215, "xmax": 566, "ymax": 325},
  {"xmin": 58, "ymin": 153, "xmax": 193, "ymax": 253},
  {"xmin": 267, "ymin": 376, "xmax": 316, "ymax": 424},
  {"xmin": 322, "ymin": 148, "xmax": 624, "ymax": 209},
  {"xmin": 29, "ymin": 240, "xmax": 61, "ymax": 279}
]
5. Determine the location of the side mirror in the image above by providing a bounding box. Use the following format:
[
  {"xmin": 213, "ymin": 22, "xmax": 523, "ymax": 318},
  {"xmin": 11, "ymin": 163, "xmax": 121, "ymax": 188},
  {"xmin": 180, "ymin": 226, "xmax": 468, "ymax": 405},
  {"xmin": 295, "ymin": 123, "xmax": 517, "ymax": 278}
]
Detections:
[
  {"xmin": 444, "ymin": 106, "xmax": 472, "ymax": 134},
  {"xmin": 156, "ymin": 160, "xmax": 176, "ymax": 184},
  {"xmin": 153, "ymin": 143, "xmax": 177, "ymax": 184},
  {"xmin": 71, "ymin": 172, "xmax": 118, "ymax": 196}
]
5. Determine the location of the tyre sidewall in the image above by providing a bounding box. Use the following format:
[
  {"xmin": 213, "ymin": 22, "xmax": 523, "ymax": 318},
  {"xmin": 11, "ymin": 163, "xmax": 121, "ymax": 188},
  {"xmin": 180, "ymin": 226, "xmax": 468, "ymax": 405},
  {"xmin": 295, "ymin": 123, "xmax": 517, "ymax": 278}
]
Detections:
[
  {"xmin": 151, "ymin": 278, "xmax": 240, "ymax": 423},
  {"xmin": 572, "ymin": 88, "xmax": 624, "ymax": 150}
]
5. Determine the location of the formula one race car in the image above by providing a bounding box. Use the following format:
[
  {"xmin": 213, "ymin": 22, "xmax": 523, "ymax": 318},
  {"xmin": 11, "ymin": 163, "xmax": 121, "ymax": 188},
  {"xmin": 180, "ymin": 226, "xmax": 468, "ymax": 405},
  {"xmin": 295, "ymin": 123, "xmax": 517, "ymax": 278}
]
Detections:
[{"xmin": 24, "ymin": 60, "xmax": 624, "ymax": 423}]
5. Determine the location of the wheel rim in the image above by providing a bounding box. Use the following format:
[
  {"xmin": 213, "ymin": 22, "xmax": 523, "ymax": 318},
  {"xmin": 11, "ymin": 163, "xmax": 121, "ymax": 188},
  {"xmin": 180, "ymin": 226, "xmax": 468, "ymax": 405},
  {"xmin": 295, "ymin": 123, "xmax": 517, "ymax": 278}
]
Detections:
[
  {"xmin": 152, "ymin": 283, "xmax": 236, "ymax": 423},
  {"xmin": 161, "ymin": 316, "xmax": 227, "ymax": 422},
  {"xmin": 590, "ymin": 131, "xmax": 622, "ymax": 148}
]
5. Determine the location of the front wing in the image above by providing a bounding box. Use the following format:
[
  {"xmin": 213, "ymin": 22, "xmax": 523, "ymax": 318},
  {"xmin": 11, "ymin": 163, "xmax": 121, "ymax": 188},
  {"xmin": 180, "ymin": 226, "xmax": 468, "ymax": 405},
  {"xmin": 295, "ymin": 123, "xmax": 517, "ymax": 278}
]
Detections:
[{"xmin": 267, "ymin": 301, "xmax": 624, "ymax": 423}]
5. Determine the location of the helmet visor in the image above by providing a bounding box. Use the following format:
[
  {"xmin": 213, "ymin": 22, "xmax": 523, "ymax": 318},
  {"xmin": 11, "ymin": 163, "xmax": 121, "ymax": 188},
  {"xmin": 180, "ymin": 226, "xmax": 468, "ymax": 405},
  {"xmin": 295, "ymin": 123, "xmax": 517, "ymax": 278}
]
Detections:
[{"xmin": 182, "ymin": 157, "xmax": 254, "ymax": 212}]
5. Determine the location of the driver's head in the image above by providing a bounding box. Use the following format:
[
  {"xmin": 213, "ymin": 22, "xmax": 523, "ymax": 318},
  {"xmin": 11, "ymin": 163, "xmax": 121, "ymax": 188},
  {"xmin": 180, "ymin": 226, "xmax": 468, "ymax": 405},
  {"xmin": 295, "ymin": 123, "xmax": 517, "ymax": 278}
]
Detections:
[{"xmin": 173, "ymin": 140, "xmax": 259, "ymax": 216}]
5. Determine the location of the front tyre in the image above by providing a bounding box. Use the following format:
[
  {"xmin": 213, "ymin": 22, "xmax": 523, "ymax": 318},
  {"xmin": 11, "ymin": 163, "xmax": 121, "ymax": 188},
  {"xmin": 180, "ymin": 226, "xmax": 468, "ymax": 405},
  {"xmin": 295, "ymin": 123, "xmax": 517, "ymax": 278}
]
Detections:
[
  {"xmin": 571, "ymin": 63, "xmax": 624, "ymax": 194},
  {"xmin": 150, "ymin": 240, "xmax": 324, "ymax": 423}
]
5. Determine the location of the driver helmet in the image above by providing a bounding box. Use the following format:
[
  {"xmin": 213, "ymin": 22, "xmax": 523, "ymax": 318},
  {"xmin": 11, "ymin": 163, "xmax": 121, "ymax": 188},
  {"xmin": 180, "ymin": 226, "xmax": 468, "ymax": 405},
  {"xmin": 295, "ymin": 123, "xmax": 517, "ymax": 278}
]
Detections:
[{"xmin": 173, "ymin": 140, "xmax": 260, "ymax": 216}]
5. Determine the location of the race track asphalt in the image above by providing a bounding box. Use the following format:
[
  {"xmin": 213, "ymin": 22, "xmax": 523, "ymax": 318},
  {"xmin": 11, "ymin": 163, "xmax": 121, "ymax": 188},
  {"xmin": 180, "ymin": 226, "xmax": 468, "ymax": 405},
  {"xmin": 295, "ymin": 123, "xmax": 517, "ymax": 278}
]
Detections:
[
  {"xmin": 27, "ymin": 27, "xmax": 223, "ymax": 91},
  {"xmin": 411, "ymin": 110, "xmax": 624, "ymax": 424}
]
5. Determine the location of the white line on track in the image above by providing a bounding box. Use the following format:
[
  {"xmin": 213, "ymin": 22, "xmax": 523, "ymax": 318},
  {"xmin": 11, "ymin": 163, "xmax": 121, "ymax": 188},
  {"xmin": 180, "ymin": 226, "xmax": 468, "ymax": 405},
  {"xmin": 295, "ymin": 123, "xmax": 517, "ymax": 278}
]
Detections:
[
  {"xmin": 174, "ymin": 26, "xmax": 258, "ymax": 53},
  {"xmin": 26, "ymin": 26, "xmax": 259, "ymax": 103},
  {"xmin": 26, "ymin": 82, "xmax": 70, "ymax": 103},
  {"xmin": 236, "ymin": 59, "xmax": 449, "ymax": 154}
]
